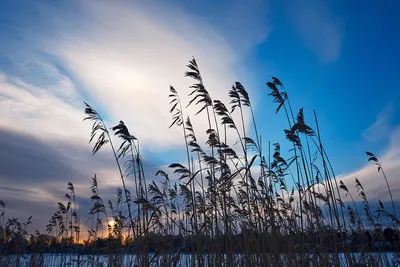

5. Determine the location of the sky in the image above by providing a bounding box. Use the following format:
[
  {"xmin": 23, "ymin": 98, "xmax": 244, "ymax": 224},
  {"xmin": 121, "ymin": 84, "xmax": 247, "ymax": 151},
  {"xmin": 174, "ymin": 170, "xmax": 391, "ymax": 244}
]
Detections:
[{"xmin": 0, "ymin": 0, "xmax": 400, "ymax": 234}]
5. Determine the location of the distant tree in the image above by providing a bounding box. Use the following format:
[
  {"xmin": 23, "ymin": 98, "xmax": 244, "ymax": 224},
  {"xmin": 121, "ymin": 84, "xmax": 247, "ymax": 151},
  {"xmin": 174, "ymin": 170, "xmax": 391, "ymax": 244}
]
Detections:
[{"xmin": 384, "ymin": 227, "xmax": 395, "ymax": 247}]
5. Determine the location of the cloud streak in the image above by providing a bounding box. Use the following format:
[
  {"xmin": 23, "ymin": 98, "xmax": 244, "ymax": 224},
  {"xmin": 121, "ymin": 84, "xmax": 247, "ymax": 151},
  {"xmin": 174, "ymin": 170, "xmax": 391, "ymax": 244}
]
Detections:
[
  {"xmin": 338, "ymin": 126, "xmax": 400, "ymax": 206},
  {"xmin": 288, "ymin": 0, "xmax": 344, "ymax": 63},
  {"xmin": 0, "ymin": 0, "xmax": 271, "ymax": 232},
  {"xmin": 9, "ymin": 0, "xmax": 266, "ymax": 151},
  {"xmin": 363, "ymin": 103, "xmax": 394, "ymax": 142}
]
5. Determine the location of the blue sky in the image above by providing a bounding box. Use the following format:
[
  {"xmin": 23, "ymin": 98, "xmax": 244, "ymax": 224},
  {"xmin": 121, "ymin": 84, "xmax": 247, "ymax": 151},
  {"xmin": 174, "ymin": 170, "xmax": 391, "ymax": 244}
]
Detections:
[
  {"xmin": 254, "ymin": 0, "xmax": 400, "ymax": 172},
  {"xmin": 0, "ymin": 0, "xmax": 400, "ymax": 231}
]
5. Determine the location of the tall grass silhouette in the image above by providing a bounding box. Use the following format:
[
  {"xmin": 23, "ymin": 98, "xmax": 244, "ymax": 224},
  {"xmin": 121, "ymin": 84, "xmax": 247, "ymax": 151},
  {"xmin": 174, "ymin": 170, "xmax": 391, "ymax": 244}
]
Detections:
[{"xmin": 0, "ymin": 58, "xmax": 399, "ymax": 266}]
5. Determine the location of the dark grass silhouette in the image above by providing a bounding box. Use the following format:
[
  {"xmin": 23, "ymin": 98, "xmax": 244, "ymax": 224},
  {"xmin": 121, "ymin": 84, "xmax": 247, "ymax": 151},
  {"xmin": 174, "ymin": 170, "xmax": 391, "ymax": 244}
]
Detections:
[{"xmin": 0, "ymin": 58, "xmax": 399, "ymax": 266}]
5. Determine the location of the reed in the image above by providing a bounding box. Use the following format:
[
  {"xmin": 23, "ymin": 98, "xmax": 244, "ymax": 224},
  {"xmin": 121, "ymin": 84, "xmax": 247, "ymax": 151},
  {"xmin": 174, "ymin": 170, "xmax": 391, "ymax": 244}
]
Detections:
[{"xmin": 0, "ymin": 58, "xmax": 399, "ymax": 267}]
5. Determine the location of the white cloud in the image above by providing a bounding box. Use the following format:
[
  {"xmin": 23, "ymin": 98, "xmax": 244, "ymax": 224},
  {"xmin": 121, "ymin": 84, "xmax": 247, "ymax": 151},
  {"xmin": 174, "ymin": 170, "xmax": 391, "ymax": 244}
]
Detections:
[
  {"xmin": 0, "ymin": 0, "xmax": 270, "ymax": 232},
  {"xmin": 201, "ymin": 0, "xmax": 271, "ymax": 50},
  {"xmin": 284, "ymin": 122, "xmax": 400, "ymax": 217},
  {"xmin": 362, "ymin": 103, "xmax": 394, "ymax": 142},
  {"xmin": 0, "ymin": 72, "xmax": 88, "ymax": 144},
  {"xmin": 338, "ymin": 126, "xmax": 400, "ymax": 204},
  {"xmin": 288, "ymin": 0, "xmax": 344, "ymax": 63},
  {"xmin": 0, "ymin": 0, "xmax": 269, "ymax": 153}
]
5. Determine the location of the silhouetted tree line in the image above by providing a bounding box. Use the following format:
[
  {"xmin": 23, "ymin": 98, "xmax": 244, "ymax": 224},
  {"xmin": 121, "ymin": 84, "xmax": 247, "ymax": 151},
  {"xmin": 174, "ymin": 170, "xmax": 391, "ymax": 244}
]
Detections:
[{"xmin": 1, "ymin": 225, "xmax": 399, "ymax": 254}]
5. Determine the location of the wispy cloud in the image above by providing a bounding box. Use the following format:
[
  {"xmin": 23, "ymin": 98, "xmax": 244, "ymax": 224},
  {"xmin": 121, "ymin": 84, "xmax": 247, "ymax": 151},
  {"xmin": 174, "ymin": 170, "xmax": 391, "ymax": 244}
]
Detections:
[
  {"xmin": 338, "ymin": 125, "xmax": 400, "ymax": 204},
  {"xmin": 199, "ymin": 0, "xmax": 271, "ymax": 50},
  {"xmin": 288, "ymin": 0, "xmax": 344, "ymax": 63},
  {"xmin": 362, "ymin": 103, "xmax": 394, "ymax": 142},
  {"xmin": 6, "ymin": 0, "xmax": 267, "ymax": 151},
  {"xmin": 0, "ymin": 72, "xmax": 87, "ymax": 144},
  {"xmin": 0, "ymin": 0, "xmax": 270, "ymax": 231}
]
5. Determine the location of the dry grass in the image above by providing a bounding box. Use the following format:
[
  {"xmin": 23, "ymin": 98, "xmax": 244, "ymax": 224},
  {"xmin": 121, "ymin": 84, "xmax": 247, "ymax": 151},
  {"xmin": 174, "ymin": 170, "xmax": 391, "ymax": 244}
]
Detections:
[{"xmin": 0, "ymin": 58, "xmax": 399, "ymax": 267}]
